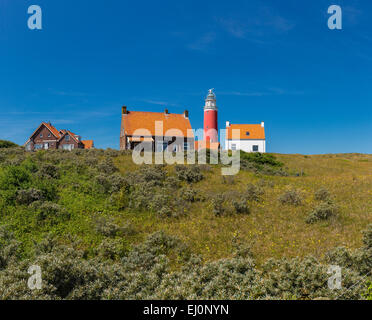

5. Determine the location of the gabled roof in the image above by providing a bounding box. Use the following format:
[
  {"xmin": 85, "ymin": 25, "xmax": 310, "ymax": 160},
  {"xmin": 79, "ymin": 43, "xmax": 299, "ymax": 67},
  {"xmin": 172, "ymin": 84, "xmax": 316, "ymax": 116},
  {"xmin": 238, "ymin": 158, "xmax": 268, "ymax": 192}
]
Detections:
[
  {"xmin": 226, "ymin": 124, "xmax": 265, "ymax": 140},
  {"xmin": 58, "ymin": 130, "xmax": 80, "ymax": 143},
  {"xmin": 30, "ymin": 122, "xmax": 61, "ymax": 140},
  {"xmin": 81, "ymin": 140, "xmax": 94, "ymax": 149},
  {"xmin": 122, "ymin": 110, "xmax": 194, "ymax": 138}
]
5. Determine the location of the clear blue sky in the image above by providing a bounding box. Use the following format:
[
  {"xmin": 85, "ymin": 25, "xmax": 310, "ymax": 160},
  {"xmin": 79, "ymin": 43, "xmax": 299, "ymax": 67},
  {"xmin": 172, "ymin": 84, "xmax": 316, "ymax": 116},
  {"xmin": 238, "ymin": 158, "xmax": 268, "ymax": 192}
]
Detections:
[{"xmin": 0, "ymin": 0, "xmax": 371, "ymax": 154}]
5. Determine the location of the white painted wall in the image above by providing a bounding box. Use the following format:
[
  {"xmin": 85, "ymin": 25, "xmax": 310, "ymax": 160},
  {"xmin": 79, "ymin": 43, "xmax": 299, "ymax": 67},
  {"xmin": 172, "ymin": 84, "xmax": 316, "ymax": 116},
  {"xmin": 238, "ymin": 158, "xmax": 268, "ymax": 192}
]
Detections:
[{"xmin": 225, "ymin": 139, "xmax": 266, "ymax": 153}]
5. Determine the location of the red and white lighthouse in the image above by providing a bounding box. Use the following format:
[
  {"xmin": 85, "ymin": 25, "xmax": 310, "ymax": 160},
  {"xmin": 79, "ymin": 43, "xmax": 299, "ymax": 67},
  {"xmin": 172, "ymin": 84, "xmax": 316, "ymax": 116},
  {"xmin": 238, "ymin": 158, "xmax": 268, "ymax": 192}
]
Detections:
[{"xmin": 204, "ymin": 89, "xmax": 218, "ymax": 143}]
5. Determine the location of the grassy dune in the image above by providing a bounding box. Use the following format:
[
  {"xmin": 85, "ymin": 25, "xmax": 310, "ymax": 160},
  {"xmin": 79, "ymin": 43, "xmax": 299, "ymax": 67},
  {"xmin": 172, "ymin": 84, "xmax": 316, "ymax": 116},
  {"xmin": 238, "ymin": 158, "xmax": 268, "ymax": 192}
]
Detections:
[
  {"xmin": 0, "ymin": 149, "xmax": 371, "ymax": 299},
  {"xmin": 114, "ymin": 153, "xmax": 372, "ymax": 265}
]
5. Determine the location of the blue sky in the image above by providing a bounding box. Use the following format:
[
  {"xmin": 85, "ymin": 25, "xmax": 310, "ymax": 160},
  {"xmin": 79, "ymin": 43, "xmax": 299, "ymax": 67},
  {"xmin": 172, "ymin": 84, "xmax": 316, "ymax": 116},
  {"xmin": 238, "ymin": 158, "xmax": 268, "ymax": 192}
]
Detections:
[{"xmin": 0, "ymin": 0, "xmax": 371, "ymax": 153}]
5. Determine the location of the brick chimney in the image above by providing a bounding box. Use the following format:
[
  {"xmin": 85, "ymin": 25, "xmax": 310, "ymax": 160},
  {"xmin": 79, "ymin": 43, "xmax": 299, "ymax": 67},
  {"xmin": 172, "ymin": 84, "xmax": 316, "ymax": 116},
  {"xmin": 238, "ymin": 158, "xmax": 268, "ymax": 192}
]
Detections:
[
  {"xmin": 184, "ymin": 110, "xmax": 189, "ymax": 119},
  {"xmin": 122, "ymin": 106, "xmax": 128, "ymax": 114},
  {"xmin": 164, "ymin": 109, "xmax": 169, "ymax": 115}
]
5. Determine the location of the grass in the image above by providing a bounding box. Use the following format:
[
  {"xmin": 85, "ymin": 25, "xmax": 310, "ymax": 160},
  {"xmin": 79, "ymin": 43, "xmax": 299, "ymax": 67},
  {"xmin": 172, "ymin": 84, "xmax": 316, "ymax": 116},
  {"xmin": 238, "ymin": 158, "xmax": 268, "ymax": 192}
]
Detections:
[
  {"xmin": 0, "ymin": 150, "xmax": 371, "ymax": 267},
  {"xmin": 113, "ymin": 152, "xmax": 372, "ymax": 265}
]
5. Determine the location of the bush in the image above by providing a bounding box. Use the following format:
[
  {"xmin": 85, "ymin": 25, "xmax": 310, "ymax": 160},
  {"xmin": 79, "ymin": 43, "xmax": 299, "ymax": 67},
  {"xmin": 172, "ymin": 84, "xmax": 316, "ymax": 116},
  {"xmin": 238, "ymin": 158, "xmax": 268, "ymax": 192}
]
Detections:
[
  {"xmin": 109, "ymin": 173, "xmax": 127, "ymax": 193},
  {"xmin": 97, "ymin": 158, "xmax": 118, "ymax": 175},
  {"xmin": 306, "ymin": 201, "xmax": 338, "ymax": 224},
  {"xmin": 211, "ymin": 195, "xmax": 226, "ymax": 217},
  {"xmin": 240, "ymin": 151, "xmax": 283, "ymax": 167},
  {"xmin": 0, "ymin": 140, "xmax": 18, "ymax": 149},
  {"xmin": 314, "ymin": 187, "xmax": 331, "ymax": 201},
  {"xmin": 16, "ymin": 188, "xmax": 43, "ymax": 205},
  {"xmin": 126, "ymin": 165, "xmax": 166, "ymax": 187},
  {"xmin": 175, "ymin": 165, "xmax": 204, "ymax": 183},
  {"xmin": 0, "ymin": 166, "xmax": 31, "ymax": 190},
  {"xmin": 278, "ymin": 188, "xmax": 303, "ymax": 206},
  {"xmin": 232, "ymin": 198, "xmax": 250, "ymax": 214},
  {"xmin": 95, "ymin": 238, "xmax": 127, "ymax": 261},
  {"xmin": 93, "ymin": 216, "xmax": 130, "ymax": 237},
  {"xmin": 180, "ymin": 187, "xmax": 203, "ymax": 203},
  {"xmin": 37, "ymin": 163, "xmax": 60, "ymax": 180},
  {"xmin": 32, "ymin": 202, "xmax": 71, "ymax": 224},
  {"xmin": 246, "ymin": 183, "xmax": 264, "ymax": 202}
]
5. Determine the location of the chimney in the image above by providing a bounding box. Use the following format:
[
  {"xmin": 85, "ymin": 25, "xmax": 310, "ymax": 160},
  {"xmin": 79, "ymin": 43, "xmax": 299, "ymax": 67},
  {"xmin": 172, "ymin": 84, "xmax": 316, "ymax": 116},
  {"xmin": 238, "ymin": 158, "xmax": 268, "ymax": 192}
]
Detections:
[
  {"xmin": 164, "ymin": 109, "xmax": 169, "ymax": 114},
  {"xmin": 122, "ymin": 106, "xmax": 128, "ymax": 114},
  {"xmin": 226, "ymin": 121, "xmax": 230, "ymax": 128},
  {"xmin": 261, "ymin": 121, "xmax": 265, "ymax": 128},
  {"xmin": 184, "ymin": 110, "xmax": 189, "ymax": 118}
]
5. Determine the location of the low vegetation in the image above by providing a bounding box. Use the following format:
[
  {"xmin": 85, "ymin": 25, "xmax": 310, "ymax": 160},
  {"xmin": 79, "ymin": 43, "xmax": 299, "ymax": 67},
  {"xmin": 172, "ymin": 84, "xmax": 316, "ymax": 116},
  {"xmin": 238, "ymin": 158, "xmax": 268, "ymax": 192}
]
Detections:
[
  {"xmin": 0, "ymin": 140, "xmax": 18, "ymax": 149},
  {"xmin": 0, "ymin": 147, "xmax": 371, "ymax": 299}
]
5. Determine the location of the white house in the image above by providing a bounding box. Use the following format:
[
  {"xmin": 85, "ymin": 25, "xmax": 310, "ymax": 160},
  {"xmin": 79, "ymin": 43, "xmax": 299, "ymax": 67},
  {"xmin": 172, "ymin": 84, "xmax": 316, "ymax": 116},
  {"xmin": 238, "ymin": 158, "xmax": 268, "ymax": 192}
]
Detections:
[{"xmin": 225, "ymin": 121, "xmax": 266, "ymax": 153}]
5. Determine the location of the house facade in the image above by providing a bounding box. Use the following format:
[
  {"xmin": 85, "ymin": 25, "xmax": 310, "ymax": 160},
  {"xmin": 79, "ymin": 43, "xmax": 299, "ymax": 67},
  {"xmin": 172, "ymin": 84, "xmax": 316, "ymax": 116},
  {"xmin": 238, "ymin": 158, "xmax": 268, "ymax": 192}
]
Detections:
[
  {"xmin": 24, "ymin": 122, "xmax": 94, "ymax": 151},
  {"xmin": 120, "ymin": 107, "xmax": 194, "ymax": 152},
  {"xmin": 225, "ymin": 121, "xmax": 266, "ymax": 153}
]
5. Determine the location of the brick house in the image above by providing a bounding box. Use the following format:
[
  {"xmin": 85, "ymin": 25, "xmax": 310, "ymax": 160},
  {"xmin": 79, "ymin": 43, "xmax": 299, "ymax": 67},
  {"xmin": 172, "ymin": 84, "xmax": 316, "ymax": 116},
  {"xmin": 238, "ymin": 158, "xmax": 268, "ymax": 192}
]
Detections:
[
  {"xmin": 24, "ymin": 122, "xmax": 94, "ymax": 151},
  {"xmin": 120, "ymin": 107, "xmax": 194, "ymax": 152}
]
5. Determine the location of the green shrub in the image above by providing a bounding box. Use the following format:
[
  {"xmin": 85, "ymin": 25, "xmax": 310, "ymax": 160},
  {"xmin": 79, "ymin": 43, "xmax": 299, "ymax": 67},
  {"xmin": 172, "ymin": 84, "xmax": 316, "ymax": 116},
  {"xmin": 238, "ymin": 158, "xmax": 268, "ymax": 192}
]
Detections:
[
  {"xmin": 364, "ymin": 282, "xmax": 372, "ymax": 300},
  {"xmin": 0, "ymin": 140, "xmax": 18, "ymax": 149},
  {"xmin": 240, "ymin": 151, "xmax": 283, "ymax": 167},
  {"xmin": 37, "ymin": 163, "xmax": 60, "ymax": 180},
  {"xmin": 246, "ymin": 183, "xmax": 264, "ymax": 202},
  {"xmin": 97, "ymin": 158, "xmax": 118, "ymax": 175},
  {"xmin": 32, "ymin": 201, "xmax": 71, "ymax": 224},
  {"xmin": 306, "ymin": 201, "xmax": 338, "ymax": 224},
  {"xmin": 93, "ymin": 216, "xmax": 131, "ymax": 237},
  {"xmin": 16, "ymin": 188, "xmax": 43, "ymax": 205},
  {"xmin": 278, "ymin": 188, "xmax": 303, "ymax": 206},
  {"xmin": 0, "ymin": 166, "xmax": 31, "ymax": 190},
  {"xmin": 232, "ymin": 198, "xmax": 250, "ymax": 214},
  {"xmin": 175, "ymin": 165, "xmax": 204, "ymax": 183},
  {"xmin": 314, "ymin": 187, "xmax": 331, "ymax": 201},
  {"xmin": 211, "ymin": 195, "xmax": 226, "ymax": 217},
  {"xmin": 180, "ymin": 187, "xmax": 203, "ymax": 203}
]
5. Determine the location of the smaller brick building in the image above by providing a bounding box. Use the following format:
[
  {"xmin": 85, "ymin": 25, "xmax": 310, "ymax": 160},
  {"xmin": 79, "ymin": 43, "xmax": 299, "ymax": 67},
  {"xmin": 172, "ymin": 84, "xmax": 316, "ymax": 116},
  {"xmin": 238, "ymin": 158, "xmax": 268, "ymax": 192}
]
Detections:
[{"xmin": 24, "ymin": 122, "xmax": 94, "ymax": 151}]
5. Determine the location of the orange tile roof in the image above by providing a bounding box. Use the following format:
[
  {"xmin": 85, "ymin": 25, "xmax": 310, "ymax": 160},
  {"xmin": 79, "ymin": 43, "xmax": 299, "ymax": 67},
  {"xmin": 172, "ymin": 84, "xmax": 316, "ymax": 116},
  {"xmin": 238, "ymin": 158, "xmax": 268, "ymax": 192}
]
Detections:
[
  {"xmin": 58, "ymin": 130, "xmax": 80, "ymax": 143},
  {"xmin": 81, "ymin": 140, "xmax": 94, "ymax": 149},
  {"xmin": 42, "ymin": 122, "xmax": 61, "ymax": 138},
  {"xmin": 122, "ymin": 111, "xmax": 194, "ymax": 138},
  {"xmin": 226, "ymin": 124, "xmax": 265, "ymax": 140}
]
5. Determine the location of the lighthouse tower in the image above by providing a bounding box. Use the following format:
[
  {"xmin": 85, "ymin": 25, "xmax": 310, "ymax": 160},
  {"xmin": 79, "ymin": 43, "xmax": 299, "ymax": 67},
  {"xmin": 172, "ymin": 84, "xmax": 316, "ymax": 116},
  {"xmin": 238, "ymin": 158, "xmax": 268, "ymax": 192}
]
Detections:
[{"xmin": 204, "ymin": 88, "xmax": 218, "ymax": 143}]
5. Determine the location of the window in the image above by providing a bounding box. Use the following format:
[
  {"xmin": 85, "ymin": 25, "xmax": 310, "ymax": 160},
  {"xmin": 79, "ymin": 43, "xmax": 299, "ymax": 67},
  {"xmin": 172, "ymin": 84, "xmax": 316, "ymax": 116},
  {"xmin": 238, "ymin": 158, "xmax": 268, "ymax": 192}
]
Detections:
[
  {"xmin": 253, "ymin": 145, "xmax": 259, "ymax": 152},
  {"xmin": 184, "ymin": 142, "xmax": 188, "ymax": 151},
  {"xmin": 163, "ymin": 142, "xmax": 168, "ymax": 151},
  {"xmin": 231, "ymin": 144, "xmax": 237, "ymax": 151},
  {"xmin": 40, "ymin": 134, "xmax": 43, "ymax": 138},
  {"xmin": 156, "ymin": 141, "xmax": 168, "ymax": 152},
  {"xmin": 65, "ymin": 135, "xmax": 70, "ymax": 142},
  {"xmin": 48, "ymin": 133, "xmax": 51, "ymax": 138},
  {"xmin": 246, "ymin": 132, "xmax": 250, "ymax": 136},
  {"xmin": 34, "ymin": 144, "xmax": 43, "ymax": 150},
  {"xmin": 62, "ymin": 144, "xmax": 74, "ymax": 151}
]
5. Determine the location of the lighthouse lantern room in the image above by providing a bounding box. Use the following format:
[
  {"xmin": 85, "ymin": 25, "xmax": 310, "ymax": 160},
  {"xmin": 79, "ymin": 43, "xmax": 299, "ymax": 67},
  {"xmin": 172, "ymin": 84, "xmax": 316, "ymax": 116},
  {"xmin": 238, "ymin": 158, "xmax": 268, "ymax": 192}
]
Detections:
[{"xmin": 204, "ymin": 88, "xmax": 218, "ymax": 143}]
